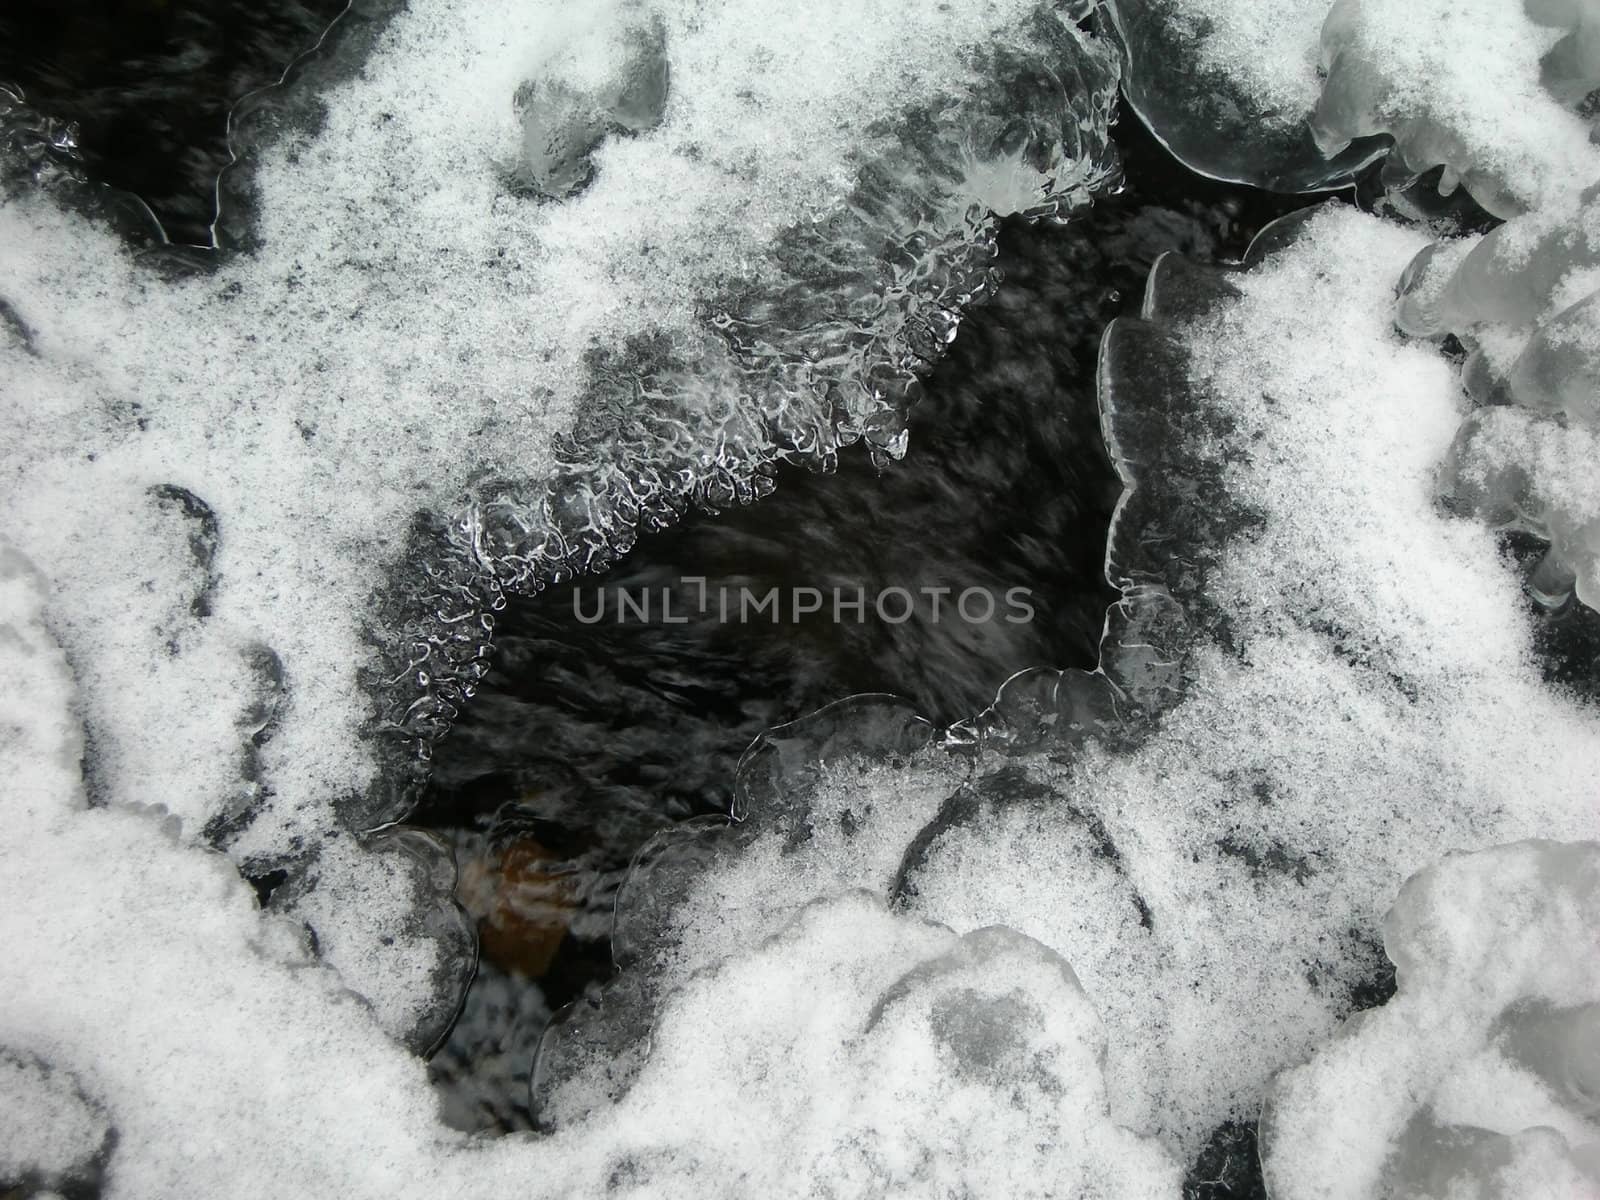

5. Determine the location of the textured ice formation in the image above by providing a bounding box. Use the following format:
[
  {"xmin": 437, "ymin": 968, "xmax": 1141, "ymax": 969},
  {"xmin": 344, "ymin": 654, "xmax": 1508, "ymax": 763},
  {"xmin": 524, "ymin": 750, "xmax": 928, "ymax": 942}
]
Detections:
[
  {"xmin": 0, "ymin": 0, "xmax": 1120, "ymax": 1076},
  {"xmin": 950, "ymin": 205, "xmax": 1598, "ymax": 1143},
  {"xmin": 6, "ymin": 0, "xmax": 1600, "ymax": 1192},
  {"xmin": 1261, "ymin": 840, "xmax": 1600, "ymax": 1200},
  {"xmin": 1397, "ymin": 190, "xmax": 1600, "ymax": 610},
  {"xmin": 538, "ymin": 203, "xmax": 1600, "ymax": 1177},
  {"xmin": 1108, "ymin": 0, "xmax": 1600, "ymax": 213},
  {"xmin": 1104, "ymin": 0, "xmax": 1385, "ymax": 189}
]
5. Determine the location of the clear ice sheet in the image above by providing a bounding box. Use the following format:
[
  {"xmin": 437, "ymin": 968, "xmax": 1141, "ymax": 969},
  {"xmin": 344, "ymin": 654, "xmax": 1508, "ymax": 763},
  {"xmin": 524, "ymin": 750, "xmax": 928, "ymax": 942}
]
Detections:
[{"xmin": 1312, "ymin": 0, "xmax": 1600, "ymax": 218}]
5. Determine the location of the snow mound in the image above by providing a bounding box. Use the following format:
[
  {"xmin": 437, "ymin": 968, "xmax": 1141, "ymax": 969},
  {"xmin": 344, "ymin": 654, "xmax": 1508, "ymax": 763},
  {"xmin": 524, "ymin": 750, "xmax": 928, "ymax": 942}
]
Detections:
[{"xmin": 1262, "ymin": 840, "xmax": 1600, "ymax": 1200}]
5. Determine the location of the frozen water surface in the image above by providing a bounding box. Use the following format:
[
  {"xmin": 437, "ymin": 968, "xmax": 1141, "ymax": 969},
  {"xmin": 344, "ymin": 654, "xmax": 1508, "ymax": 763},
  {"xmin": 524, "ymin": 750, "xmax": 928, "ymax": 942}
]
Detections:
[{"xmin": 4, "ymin": 0, "xmax": 1600, "ymax": 1196}]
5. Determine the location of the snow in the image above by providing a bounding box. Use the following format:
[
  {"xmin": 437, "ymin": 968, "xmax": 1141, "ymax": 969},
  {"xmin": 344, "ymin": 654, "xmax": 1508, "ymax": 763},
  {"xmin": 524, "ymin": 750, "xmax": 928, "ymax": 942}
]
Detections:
[
  {"xmin": 534, "ymin": 204, "xmax": 1600, "ymax": 1185},
  {"xmin": 1109, "ymin": 0, "xmax": 1600, "ymax": 209},
  {"xmin": 1261, "ymin": 841, "xmax": 1600, "ymax": 1200}
]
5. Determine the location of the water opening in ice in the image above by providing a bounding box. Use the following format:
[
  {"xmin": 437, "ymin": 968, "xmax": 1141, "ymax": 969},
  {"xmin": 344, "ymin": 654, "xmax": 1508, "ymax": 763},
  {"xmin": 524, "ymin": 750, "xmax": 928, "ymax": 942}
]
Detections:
[
  {"xmin": 8, "ymin": 0, "xmax": 1600, "ymax": 1194},
  {"xmin": 415, "ymin": 109, "xmax": 1325, "ymax": 1138}
]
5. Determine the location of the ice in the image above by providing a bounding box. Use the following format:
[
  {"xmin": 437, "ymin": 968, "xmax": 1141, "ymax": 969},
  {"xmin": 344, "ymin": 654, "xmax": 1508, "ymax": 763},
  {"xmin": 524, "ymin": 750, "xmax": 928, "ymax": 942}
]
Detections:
[
  {"xmin": 6, "ymin": 0, "xmax": 1600, "ymax": 1191},
  {"xmin": 0, "ymin": 0, "xmax": 1120, "ymax": 1083},
  {"xmin": 1108, "ymin": 0, "xmax": 1600, "ymax": 214},
  {"xmin": 1314, "ymin": 0, "xmax": 1600, "ymax": 217},
  {"xmin": 509, "ymin": 5, "xmax": 669, "ymax": 201},
  {"xmin": 1104, "ymin": 0, "xmax": 1385, "ymax": 189},
  {"xmin": 0, "ymin": 0, "xmax": 1135, "ymax": 1162},
  {"xmin": 268, "ymin": 828, "xmax": 478, "ymax": 1054},
  {"xmin": 533, "ymin": 696, "xmax": 963, "ymax": 1124},
  {"xmin": 1441, "ymin": 406, "xmax": 1600, "ymax": 609},
  {"xmin": 955, "ymin": 206, "xmax": 1597, "ymax": 1143},
  {"xmin": 546, "ymin": 205, "xmax": 1600, "ymax": 1168},
  {"xmin": 1260, "ymin": 840, "xmax": 1600, "ymax": 1200},
  {"xmin": 4, "ymin": 539, "xmax": 1184, "ymax": 1194}
]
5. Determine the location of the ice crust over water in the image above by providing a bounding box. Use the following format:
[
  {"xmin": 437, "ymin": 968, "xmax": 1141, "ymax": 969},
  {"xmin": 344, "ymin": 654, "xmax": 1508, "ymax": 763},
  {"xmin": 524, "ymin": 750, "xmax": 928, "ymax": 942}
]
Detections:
[
  {"xmin": 533, "ymin": 204, "xmax": 1600, "ymax": 1186},
  {"xmin": 1261, "ymin": 840, "xmax": 1600, "ymax": 1199},
  {"xmin": 0, "ymin": 1051, "xmax": 109, "ymax": 1189},
  {"xmin": 0, "ymin": 0, "xmax": 1120, "ymax": 1084},
  {"xmin": 1106, "ymin": 0, "xmax": 1600, "ymax": 211},
  {"xmin": 581, "ymin": 892, "xmax": 1182, "ymax": 1198}
]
